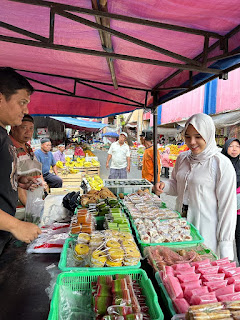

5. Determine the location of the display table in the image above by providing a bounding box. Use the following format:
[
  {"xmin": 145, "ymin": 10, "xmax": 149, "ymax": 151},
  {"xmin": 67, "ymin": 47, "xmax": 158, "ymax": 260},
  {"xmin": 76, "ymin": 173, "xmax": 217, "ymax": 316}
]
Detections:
[
  {"xmin": 0, "ymin": 239, "xmax": 60, "ymax": 320},
  {"xmin": 0, "ymin": 238, "xmax": 173, "ymax": 319}
]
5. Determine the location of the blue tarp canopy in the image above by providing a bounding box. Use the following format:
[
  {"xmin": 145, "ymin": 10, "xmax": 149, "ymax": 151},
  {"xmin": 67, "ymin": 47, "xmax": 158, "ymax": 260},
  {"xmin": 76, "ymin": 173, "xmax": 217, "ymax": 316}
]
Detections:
[
  {"xmin": 102, "ymin": 132, "xmax": 119, "ymax": 137},
  {"xmin": 51, "ymin": 117, "xmax": 107, "ymax": 132}
]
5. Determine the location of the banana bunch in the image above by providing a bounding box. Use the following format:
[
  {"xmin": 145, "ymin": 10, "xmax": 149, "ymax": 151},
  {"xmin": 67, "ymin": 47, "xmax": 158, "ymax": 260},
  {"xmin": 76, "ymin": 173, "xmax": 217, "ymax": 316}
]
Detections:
[
  {"xmin": 56, "ymin": 161, "xmax": 64, "ymax": 168},
  {"xmin": 76, "ymin": 157, "xmax": 85, "ymax": 163},
  {"xmin": 75, "ymin": 158, "xmax": 85, "ymax": 167},
  {"xmin": 66, "ymin": 161, "xmax": 75, "ymax": 168},
  {"xmin": 69, "ymin": 168, "xmax": 79, "ymax": 174},
  {"xmin": 83, "ymin": 161, "xmax": 92, "ymax": 167},
  {"xmin": 91, "ymin": 159, "xmax": 100, "ymax": 167},
  {"xmin": 94, "ymin": 175, "xmax": 103, "ymax": 185},
  {"xmin": 85, "ymin": 174, "xmax": 103, "ymax": 190}
]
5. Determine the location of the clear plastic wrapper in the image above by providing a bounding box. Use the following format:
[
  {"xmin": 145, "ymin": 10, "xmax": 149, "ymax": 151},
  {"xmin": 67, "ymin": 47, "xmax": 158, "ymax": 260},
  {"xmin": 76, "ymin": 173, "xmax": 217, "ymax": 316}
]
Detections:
[
  {"xmin": 67, "ymin": 230, "xmax": 142, "ymax": 268},
  {"xmin": 70, "ymin": 210, "xmax": 96, "ymax": 235},
  {"xmin": 27, "ymin": 223, "xmax": 70, "ymax": 253},
  {"xmin": 137, "ymin": 218, "xmax": 192, "ymax": 244},
  {"xmin": 59, "ymin": 287, "xmax": 95, "ymax": 320},
  {"xmin": 144, "ymin": 244, "xmax": 216, "ymax": 273},
  {"xmin": 173, "ymin": 297, "xmax": 190, "ymax": 314},
  {"xmin": 186, "ymin": 302, "xmax": 234, "ymax": 320},
  {"xmin": 45, "ymin": 263, "xmax": 61, "ymax": 300},
  {"xmin": 92, "ymin": 274, "xmax": 150, "ymax": 320}
]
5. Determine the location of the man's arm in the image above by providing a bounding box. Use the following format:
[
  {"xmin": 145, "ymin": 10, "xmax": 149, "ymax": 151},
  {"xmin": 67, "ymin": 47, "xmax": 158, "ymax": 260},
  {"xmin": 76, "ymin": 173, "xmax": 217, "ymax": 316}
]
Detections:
[
  {"xmin": 0, "ymin": 208, "xmax": 41, "ymax": 243},
  {"xmin": 127, "ymin": 156, "xmax": 131, "ymax": 172},
  {"xmin": 40, "ymin": 174, "xmax": 48, "ymax": 191},
  {"xmin": 18, "ymin": 187, "xmax": 27, "ymax": 206},
  {"xmin": 51, "ymin": 153, "xmax": 58, "ymax": 175},
  {"xmin": 106, "ymin": 154, "xmax": 112, "ymax": 169},
  {"xmin": 52, "ymin": 165, "xmax": 58, "ymax": 175}
]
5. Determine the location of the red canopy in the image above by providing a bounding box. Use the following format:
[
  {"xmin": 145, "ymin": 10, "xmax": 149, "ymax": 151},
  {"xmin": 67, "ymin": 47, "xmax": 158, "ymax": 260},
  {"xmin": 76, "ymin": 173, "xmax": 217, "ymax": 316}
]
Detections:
[{"xmin": 1, "ymin": 0, "xmax": 240, "ymax": 117}]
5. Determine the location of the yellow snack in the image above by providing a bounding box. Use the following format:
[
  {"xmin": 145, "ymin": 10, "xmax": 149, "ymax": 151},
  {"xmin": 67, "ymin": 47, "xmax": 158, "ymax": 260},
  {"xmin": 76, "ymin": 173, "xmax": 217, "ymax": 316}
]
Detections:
[
  {"xmin": 108, "ymin": 248, "xmax": 124, "ymax": 261},
  {"xmin": 121, "ymin": 240, "xmax": 136, "ymax": 248},
  {"xmin": 119, "ymin": 232, "xmax": 133, "ymax": 240},
  {"xmin": 77, "ymin": 233, "xmax": 91, "ymax": 244},
  {"xmin": 74, "ymin": 243, "xmax": 89, "ymax": 256},
  {"xmin": 124, "ymin": 247, "xmax": 141, "ymax": 259},
  {"xmin": 91, "ymin": 250, "xmax": 107, "ymax": 267},
  {"xmin": 106, "ymin": 239, "xmax": 121, "ymax": 248},
  {"xmin": 106, "ymin": 260, "xmax": 122, "ymax": 267}
]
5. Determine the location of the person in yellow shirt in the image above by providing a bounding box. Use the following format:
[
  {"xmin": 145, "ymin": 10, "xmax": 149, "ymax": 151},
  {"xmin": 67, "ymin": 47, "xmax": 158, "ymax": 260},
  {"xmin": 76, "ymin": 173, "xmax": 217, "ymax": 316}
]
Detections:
[{"xmin": 140, "ymin": 130, "xmax": 161, "ymax": 183}]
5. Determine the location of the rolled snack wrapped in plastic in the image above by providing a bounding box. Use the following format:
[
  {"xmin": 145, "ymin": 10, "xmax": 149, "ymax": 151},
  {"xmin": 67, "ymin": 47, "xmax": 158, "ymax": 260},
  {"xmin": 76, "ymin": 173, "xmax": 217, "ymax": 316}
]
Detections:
[
  {"xmin": 173, "ymin": 297, "xmax": 190, "ymax": 314},
  {"xmin": 188, "ymin": 301, "xmax": 223, "ymax": 312},
  {"xmin": 225, "ymin": 300, "xmax": 240, "ymax": 310}
]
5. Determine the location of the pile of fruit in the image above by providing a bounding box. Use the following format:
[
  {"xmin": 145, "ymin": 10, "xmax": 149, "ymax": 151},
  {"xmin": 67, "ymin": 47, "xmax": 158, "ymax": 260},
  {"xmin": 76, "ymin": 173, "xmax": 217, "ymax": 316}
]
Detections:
[
  {"xmin": 158, "ymin": 144, "xmax": 189, "ymax": 155},
  {"xmin": 56, "ymin": 157, "xmax": 100, "ymax": 171},
  {"xmin": 85, "ymin": 149, "xmax": 96, "ymax": 157},
  {"xmin": 169, "ymin": 144, "xmax": 180, "ymax": 155},
  {"xmin": 85, "ymin": 175, "xmax": 103, "ymax": 191}
]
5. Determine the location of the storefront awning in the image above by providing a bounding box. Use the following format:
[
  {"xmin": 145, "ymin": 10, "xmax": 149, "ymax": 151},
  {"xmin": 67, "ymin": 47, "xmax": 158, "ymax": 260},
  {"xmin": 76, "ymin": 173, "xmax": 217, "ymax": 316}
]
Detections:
[
  {"xmin": 1, "ymin": 0, "xmax": 240, "ymax": 117},
  {"xmin": 51, "ymin": 116, "xmax": 107, "ymax": 131}
]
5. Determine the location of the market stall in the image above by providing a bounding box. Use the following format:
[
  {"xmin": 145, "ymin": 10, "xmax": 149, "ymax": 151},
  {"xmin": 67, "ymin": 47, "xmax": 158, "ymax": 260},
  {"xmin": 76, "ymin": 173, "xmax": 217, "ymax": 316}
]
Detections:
[
  {"xmin": 159, "ymin": 144, "xmax": 189, "ymax": 169},
  {"xmin": 1, "ymin": 1, "xmax": 240, "ymax": 319},
  {"xmin": 1, "ymin": 175, "xmax": 240, "ymax": 320}
]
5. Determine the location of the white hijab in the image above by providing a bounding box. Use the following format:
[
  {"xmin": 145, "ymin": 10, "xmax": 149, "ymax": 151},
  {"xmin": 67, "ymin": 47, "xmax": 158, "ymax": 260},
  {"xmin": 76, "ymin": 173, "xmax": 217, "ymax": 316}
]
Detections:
[{"xmin": 183, "ymin": 113, "xmax": 220, "ymax": 163}]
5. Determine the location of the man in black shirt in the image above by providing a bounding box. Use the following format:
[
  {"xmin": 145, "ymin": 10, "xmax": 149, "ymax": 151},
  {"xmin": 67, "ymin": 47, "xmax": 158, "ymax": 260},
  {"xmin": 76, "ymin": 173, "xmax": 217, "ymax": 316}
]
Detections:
[{"xmin": 0, "ymin": 67, "xmax": 41, "ymax": 252}]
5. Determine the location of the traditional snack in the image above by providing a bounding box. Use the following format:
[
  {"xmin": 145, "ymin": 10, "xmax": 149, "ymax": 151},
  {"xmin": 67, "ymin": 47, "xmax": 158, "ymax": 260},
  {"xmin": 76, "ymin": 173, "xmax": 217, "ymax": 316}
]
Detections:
[
  {"xmin": 91, "ymin": 249, "xmax": 107, "ymax": 267},
  {"xmin": 77, "ymin": 232, "xmax": 91, "ymax": 244},
  {"xmin": 74, "ymin": 243, "xmax": 89, "ymax": 260},
  {"xmin": 69, "ymin": 230, "xmax": 141, "ymax": 268},
  {"xmin": 106, "ymin": 239, "xmax": 121, "ymax": 248},
  {"xmin": 108, "ymin": 248, "xmax": 124, "ymax": 262}
]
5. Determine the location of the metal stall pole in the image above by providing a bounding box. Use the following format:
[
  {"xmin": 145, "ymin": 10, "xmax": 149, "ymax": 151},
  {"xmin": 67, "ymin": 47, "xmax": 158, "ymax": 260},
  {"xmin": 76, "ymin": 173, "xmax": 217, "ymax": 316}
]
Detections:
[{"xmin": 152, "ymin": 91, "xmax": 159, "ymax": 186}]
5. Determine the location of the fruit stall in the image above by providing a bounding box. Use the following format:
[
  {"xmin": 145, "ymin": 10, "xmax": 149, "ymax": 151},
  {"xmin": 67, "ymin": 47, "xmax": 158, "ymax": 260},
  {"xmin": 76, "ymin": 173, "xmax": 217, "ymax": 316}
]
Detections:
[
  {"xmin": 54, "ymin": 151, "xmax": 101, "ymax": 192},
  {"xmin": 159, "ymin": 144, "xmax": 189, "ymax": 167}
]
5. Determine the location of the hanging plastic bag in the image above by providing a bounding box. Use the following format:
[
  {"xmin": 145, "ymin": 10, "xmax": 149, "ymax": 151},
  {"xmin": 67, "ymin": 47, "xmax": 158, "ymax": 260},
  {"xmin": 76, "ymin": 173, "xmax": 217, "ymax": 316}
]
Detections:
[{"xmin": 25, "ymin": 185, "xmax": 44, "ymax": 224}]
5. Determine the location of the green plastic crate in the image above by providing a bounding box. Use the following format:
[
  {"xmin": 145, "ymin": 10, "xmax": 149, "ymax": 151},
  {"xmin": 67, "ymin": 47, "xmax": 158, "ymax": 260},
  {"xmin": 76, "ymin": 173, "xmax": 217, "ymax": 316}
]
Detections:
[
  {"xmin": 144, "ymin": 243, "xmax": 218, "ymax": 272},
  {"xmin": 118, "ymin": 195, "xmax": 167, "ymax": 209},
  {"xmin": 48, "ymin": 269, "xmax": 164, "ymax": 320},
  {"xmin": 154, "ymin": 242, "xmax": 218, "ymax": 318},
  {"xmin": 131, "ymin": 218, "xmax": 203, "ymax": 254},
  {"xmin": 58, "ymin": 237, "xmax": 141, "ymax": 272},
  {"xmin": 155, "ymin": 271, "xmax": 176, "ymax": 317}
]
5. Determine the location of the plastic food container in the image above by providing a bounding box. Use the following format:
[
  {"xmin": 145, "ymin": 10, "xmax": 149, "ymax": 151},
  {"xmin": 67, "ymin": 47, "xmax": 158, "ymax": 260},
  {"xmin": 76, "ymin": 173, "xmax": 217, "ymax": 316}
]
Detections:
[
  {"xmin": 103, "ymin": 178, "xmax": 153, "ymax": 195},
  {"xmin": 48, "ymin": 269, "xmax": 164, "ymax": 320},
  {"xmin": 58, "ymin": 237, "xmax": 141, "ymax": 272},
  {"xmin": 131, "ymin": 218, "xmax": 204, "ymax": 253}
]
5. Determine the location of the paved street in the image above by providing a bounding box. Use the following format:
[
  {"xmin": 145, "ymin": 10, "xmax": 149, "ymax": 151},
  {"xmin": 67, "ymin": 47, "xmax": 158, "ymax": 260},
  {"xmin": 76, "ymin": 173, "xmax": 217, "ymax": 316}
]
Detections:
[{"xmin": 94, "ymin": 149, "xmax": 177, "ymax": 209}]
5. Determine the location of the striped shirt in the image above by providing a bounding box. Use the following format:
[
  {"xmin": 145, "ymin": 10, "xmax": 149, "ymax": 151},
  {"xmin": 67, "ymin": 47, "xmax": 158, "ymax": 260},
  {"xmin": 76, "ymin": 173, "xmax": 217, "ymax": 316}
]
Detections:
[{"xmin": 10, "ymin": 136, "xmax": 42, "ymax": 179}]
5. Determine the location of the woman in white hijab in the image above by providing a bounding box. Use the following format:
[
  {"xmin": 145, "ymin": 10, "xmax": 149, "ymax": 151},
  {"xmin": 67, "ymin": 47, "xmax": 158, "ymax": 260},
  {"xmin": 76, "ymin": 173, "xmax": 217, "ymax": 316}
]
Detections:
[{"xmin": 155, "ymin": 113, "xmax": 237, "ymax": 260}]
